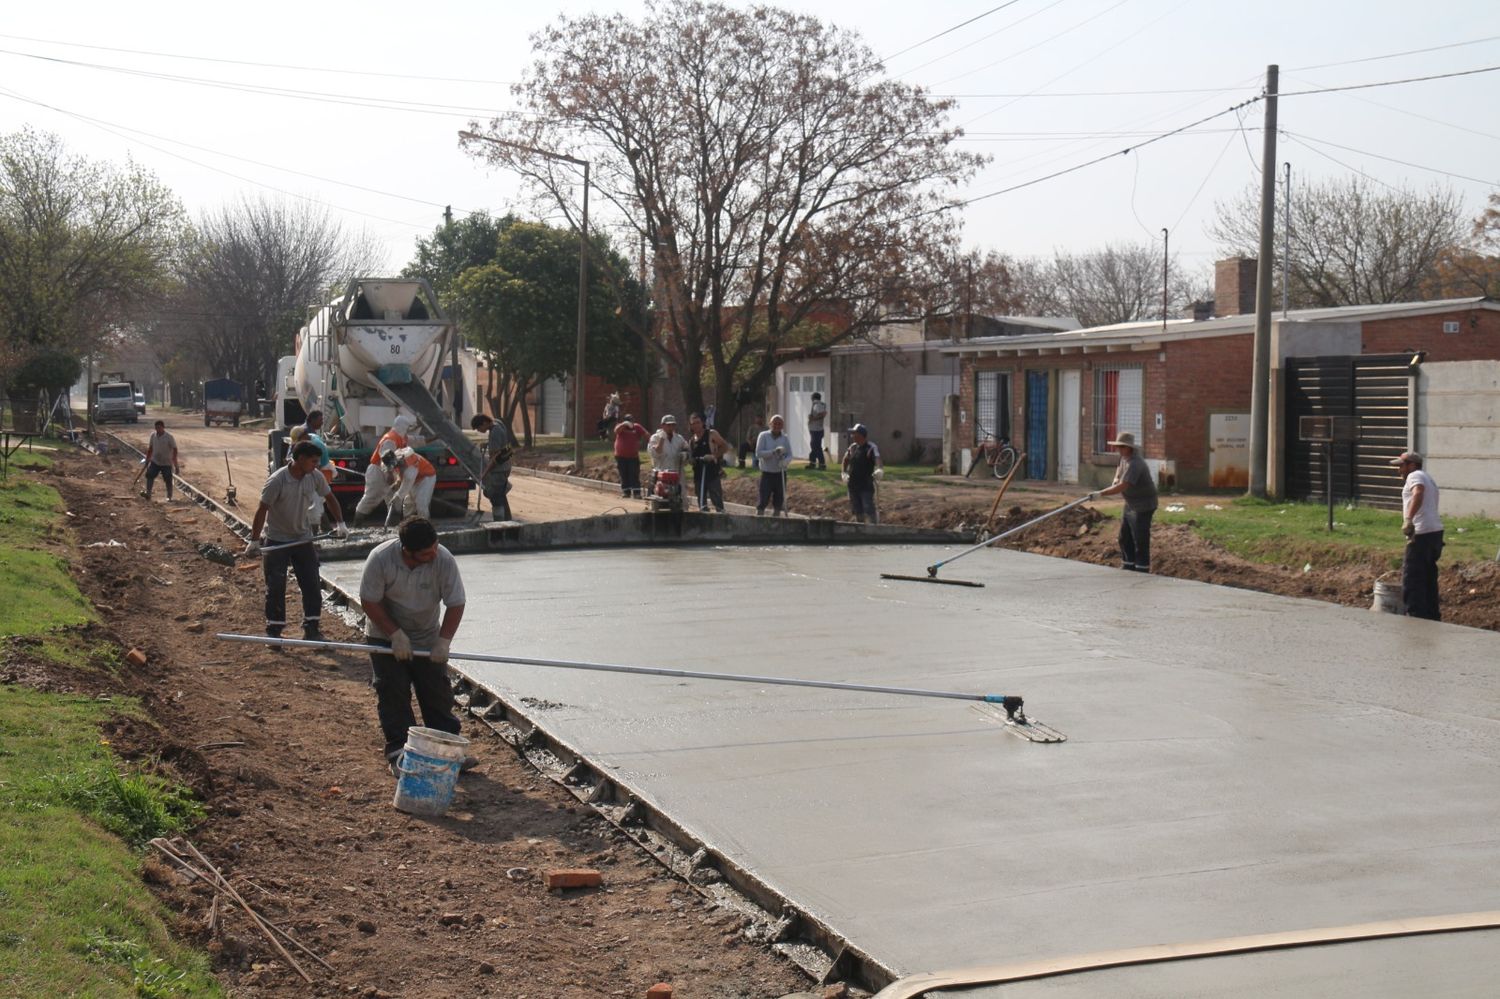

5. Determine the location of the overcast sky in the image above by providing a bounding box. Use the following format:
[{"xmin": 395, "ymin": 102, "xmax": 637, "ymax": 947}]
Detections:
[{"xmin": 4, "ymin": 1, "xmax": 1497, "ymax": 278}]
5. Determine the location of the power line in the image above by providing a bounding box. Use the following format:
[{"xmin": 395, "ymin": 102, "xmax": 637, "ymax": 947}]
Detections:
[
  {"xmin": 1281, "ymin": 130, "xmax": 1499, "ymax": 187},
  {"xmin": 1169, "ymin": 126, "xmax": 1241, "ymax": 234},
  {"xmin": 1289, "ymin": 34, "xmax": 1500, "ymax": 72},
  {"xmin": 1284, "ymin": 71, "xmax": 1500, "ymax": 144},
  {"xmin": 1278, "ymin": 63, "xmax": 1500, "ymax": 97},
  {"xmin": 0, "ymin": 30, "xmax": 518, "ymax": 85},
  {"xmin": 934, "ymin": 0, "xmax": 1129, "ymax": 88},
  {"xmin": 898, "ymin": 0, "xmax": 1071, "ymax": 78},
  {"xmin": 1280, "ymin": 134, "xmax": 1401, "ymax": 192},
  {"xmin": 882, "ymin": 0, "xmax": 1028, "ymax": 65}
]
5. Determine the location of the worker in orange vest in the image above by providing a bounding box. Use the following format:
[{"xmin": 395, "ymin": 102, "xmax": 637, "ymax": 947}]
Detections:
[
  {"xmin": 355, "ymin": 414, "xmax": 413, "ymax": 524},
  {"xmin": 387, "ymin": 446, "xmax": 437, "ymax": 524}
]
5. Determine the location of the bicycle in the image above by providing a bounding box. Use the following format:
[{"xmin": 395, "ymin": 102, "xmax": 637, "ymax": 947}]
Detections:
[{"xmin": 966, "ymin": 433, "xmax": 1019, "ymax": 480}]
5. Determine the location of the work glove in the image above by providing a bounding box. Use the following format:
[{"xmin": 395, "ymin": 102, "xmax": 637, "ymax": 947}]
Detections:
[
  {"xmin": 873, "ymin": 467, "xmax": 884, "ymax": 480},
  {"xmin": 774, "ymin": 447, "xmax": 785, "ymax": 458},
  {"xmin": 1402, "ymin": 520, "xmax": 1415, "ymax": 539},
  {"xmin": 332, "ymin": 522, "xmax": 349, "ymax": 540},
  {"xmin": 1086, "ymin": 491, "xmax": 1100, "ymax": 502},
  {"xmin": 841, "ymin": 472, "xmax": 850, "ymax": 484},
  {"xmin": 243, "ymin": 539, "xmax": 261, "ymax": 556},
  {"xmin": 389, "ymin": 629, "xmax": 413, "ymax": 662},
  {"xmin": 428, "ymin": 636, "xmax": 451, "ymax": 666}
]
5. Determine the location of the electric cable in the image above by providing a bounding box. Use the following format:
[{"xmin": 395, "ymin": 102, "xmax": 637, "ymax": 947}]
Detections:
[
  {"xmin": 882, "ymin": 0, "xmax": 1028, "ymax": 65},
  {"xmin": 1278, "ymin": 64, "xmax": 1500, "ymax": 97},
  {"xmin": 1289, "ymin": 34, "xmax": 1500, "ymax": 71},
  {"xmin": 1281, "ymin": 130, "xmax": 1499, "ymax": 187},
  {"xmin": 1279, "ymin": 133, "xmax": 1402, "ymax": 192},
  {"xmin": 898, "ymin": 0, "xmax": 1070, "ymax": 79},
  {"xmin": 1283, "ymin": 71, "xmax": 1500, "ymax": 144},
  {"xmin": 1168, "ymin": 125, "xmax": 1240, "ymax": 234},
  {"xmin": 934, "ymin": 0, "xmax": 1129, "ymax": 88}
]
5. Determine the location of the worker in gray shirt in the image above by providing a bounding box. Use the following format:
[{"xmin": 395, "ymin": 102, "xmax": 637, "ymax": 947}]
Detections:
[
  {"xmin": 1092, "ymin": 431, "xmax": 1158, "ymax": 572},
  {"xmin": 755, "ymin": 414, "xmax": 794, "ymax": 516},
  {"xmin": 246, "ymin": 440, "xmax": 348, "ymax": 639},
  {"xmin": 142, "ymin": 420, "xmax": 179, "ymax": 502},
  {"xmin": 470, "ymin": 413, "xmax": 515, "ymax": 522},
  {"xmin": 359, "ymin": 517, "xmax": 470, "ymax": 774}
]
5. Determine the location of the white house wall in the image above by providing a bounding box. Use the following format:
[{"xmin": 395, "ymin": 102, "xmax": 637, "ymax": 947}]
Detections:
[{"xmin": 1416, "ymin": 360, "xmax": 1500, "ymax": 517}]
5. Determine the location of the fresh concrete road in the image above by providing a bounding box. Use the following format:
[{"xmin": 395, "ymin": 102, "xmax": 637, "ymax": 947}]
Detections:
[{"xmin": 323, "ymin": 545, "xmax": 1500, "ymax": 992}]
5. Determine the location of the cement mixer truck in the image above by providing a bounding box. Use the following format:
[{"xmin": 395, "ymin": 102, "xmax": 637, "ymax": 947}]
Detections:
[{"xmin": 267, "ymin": 278, "xmax": 482, "ymax": 517}]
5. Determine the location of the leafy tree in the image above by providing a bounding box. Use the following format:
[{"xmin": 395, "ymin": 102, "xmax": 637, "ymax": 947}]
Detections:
[
  {"xmin": 161, "ymin": 196, "xmax": 381, "ymax": 389},
  {"xmin": 1426, "ymin": 190, "xmax": 1500, "ymax": 298},
  {"xmin": 447, "ymin": 221, "xmax": 645, "ymax": 444},
  {"xmin": 462, "ymin": 0, "xmax": 982, "ymax": 425},
  {"xmin": 0, "ymin": 127, "xmax": 183, "ymax": 388},
  {"xmin": 402, "ymin": 211, "xmax": 511, "ymax": 301},
  {"xmin": 1212, "ymin": 175, "xmax": 1466, "ymax": 307}
]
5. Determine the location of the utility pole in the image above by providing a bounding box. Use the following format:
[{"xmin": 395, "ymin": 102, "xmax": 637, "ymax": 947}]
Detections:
[
  {"xmin": 1247, "ymin": 64, "xmax": 1279, "ymax": 498},
  {"xmin": 1281, "ymin": 163, "xmax": 1291, "ymax": 318},
  {"xmin": 1160, "ymin": 227, "xmax": 1169, "ymax": 331}
]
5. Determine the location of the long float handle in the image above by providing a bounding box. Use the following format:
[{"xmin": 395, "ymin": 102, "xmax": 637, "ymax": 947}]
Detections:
[
  {"xmin": 216, "ymin": 633, "xmax": 1024, "ymax": 715},
  {"xmin": 927, "ymin": 494, "xmax": 1094, "ymax": 576}
]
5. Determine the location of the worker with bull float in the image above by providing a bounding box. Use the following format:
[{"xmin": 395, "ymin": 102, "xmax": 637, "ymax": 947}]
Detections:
[
  {"xmin": 359, "ymin": 516, "xmax": 472, "ymax": 775},
  {"xmin": 246, "ymin": 440, "xmax": 348, "ymax": 641},
  {"xmin": 470, "ymin": 413, "xmax": 515, "ymax": 522},
  {"xmin": 141, "ymin": 420, "xmax": 180, "ymax": 503},
  {"xmin": 1392, "ymin": 451, "xmax": 1443, "ymax": 620},
  {"xmin": 354, "ymin": 413, "xmax": 415, "ymax": 524},
  {"xmin": 1090, "ymin": 431, "xmax": 1158, "ymax": 572}
]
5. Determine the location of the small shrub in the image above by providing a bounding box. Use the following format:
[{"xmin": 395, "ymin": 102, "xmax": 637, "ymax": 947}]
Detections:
[
  {"xmin": 83, "ymin": 930, "xmax": 193, "ymax": 998},
  {"xmin": 31, "ymin": 766, "xmax": 203, "ymax": 848}
]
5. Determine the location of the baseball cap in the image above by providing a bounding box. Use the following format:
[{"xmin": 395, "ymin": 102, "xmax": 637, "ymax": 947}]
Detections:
[
  {"xmin": 848, "ymin": 423, "xmax": 868, "ymax": 436},
  {"xmin": 1389, "ymin": 451, "xmax": 1422, "ymax": 465},
  {"xmin": 660, "ymin": 414, "xmax": 677, "ymax": 425}
]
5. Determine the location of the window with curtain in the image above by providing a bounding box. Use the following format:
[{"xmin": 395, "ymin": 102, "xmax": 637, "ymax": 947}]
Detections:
[{"xmin": 1093, "ymin": 366, "xmax": 1143, "ymax": 452}]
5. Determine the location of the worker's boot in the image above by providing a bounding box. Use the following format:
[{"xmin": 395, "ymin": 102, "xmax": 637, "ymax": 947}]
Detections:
[{"xmin": 302, "ymin": 621, "xmax": 324, "ymax": 642}]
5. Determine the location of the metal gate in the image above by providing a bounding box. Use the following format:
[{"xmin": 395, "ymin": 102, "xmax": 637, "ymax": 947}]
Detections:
[
  {"xmin": 1284, "ymin": 354, "xmax": 1412, "ymax": 508},
  {"xmin": 1026, "ymin": 371, "xmax": 1048, "ymax": 480}
]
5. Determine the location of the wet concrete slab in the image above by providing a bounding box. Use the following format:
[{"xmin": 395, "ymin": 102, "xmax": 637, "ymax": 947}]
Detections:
[{"xmin": 322, "ymin": 545, "xmax": 1500, "ymax": 988}]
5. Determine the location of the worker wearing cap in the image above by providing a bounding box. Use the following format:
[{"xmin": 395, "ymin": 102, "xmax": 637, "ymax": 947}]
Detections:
[
  {"xmin": 471, "ymin": 413, "xmax": 516, "ymax": 522},
  {"xmin": 354, "ymin": 415, "xmax": 413, "ymax": 524},
  {"xmin": 841, "ymin": 423, "xmax": 883, "ymax": 524},
  {"xmin": 290, "ymin": 409, "xmax": 334, "ymax": 485},
  {"xmin": 388, "ymin": 446, "xmax": 438, "ymax": 523},
  {"xmin": 246, "ymin": 440, "xmax": 348, "ymax": 641},
  {"xmin": 359, "ymin": 516, "xmax": 470, "ymax": 775},
  {"xmin": 648, "ymin": 415, "xmax": 689, "ymax": 488},
  {"xmin": 755, "ymin": 414, "xmax": 794, "ymax": 516},
  {"xmin": 1393, "ymin": 451, "xmax": 1443, "ymax": 620},
  {"xmin": 1091, "ymin": 431, "xmax": 1158, "ymax": 572}
]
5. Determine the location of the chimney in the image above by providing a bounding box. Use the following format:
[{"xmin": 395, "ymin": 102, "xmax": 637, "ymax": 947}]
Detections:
[
  {"xmin": 1214, "ymin": 257, "xmax": 1257, "ymax": 317},
  {"xmin": 1189, "ymin": 300, "xmax": 1214, "ymax": 321}
]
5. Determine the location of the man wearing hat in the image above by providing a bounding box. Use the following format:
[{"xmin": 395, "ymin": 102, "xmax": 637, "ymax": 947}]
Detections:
[
  {"xmin": 1091, "ymin": 431, "xmax": 1158, "ymax": 572},
  {"xmin": 648, "ymin": 415, "xmax": 689, "ymax": 487},
  {"xmin": 841, "ymin": 424, "xmax": 883, "ymax": 523},
  {"xmin": 1392, "ymin": 451, "xmax": 1443, "ymax": 620}
]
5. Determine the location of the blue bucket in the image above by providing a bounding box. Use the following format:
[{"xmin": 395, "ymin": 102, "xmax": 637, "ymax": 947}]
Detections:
[{"xmin": 392, "ymin": 750, "xmax": 461, "ymax": 816}]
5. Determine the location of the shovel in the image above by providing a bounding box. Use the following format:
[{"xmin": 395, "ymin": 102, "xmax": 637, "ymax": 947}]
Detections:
[{"xmin": 224, "ymin": 451, "xmax": 238, "ymax": 506}]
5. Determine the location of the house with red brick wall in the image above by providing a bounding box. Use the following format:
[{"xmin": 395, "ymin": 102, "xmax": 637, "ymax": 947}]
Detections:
[{"xmin": 943, "ymin": 282, "xmax": 1500, "ymax": 494}]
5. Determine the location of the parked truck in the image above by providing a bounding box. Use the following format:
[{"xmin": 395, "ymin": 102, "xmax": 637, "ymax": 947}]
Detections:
[
  {"xmin": 91, "ymin": 374, "xmax": 138, "ymax": 424},
  {"xmin": 203, "ymin": 377, "xmax": 244, "ymax": 427},
  {"xmin": 268, "ymin": 278, "xmax": 479, "ymax": 516}
]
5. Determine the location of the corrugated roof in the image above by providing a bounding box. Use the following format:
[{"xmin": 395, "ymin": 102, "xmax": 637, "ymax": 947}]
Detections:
[{"xmin": 941, "ymin": 297, "xmax": 1496, "ymax": 355}]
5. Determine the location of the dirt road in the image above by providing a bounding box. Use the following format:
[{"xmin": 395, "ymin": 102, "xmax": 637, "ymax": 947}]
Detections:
[{"xmin": 136, "ymin": 411, "xmax": 637, "ymax": 524}]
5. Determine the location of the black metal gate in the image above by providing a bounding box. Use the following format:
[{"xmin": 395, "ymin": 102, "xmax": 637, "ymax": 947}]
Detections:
[{"xmin": 1284, "ymin": 354, "xmax": 1412, "ymax": 508}]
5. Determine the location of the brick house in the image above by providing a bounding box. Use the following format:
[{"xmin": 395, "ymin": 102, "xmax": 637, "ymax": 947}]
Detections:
[{"xmin": 943, "ymin": 259, "xmax": 1500, "ymax": 493}]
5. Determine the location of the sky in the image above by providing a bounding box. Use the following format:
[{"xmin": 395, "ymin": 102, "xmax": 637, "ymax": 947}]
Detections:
[{"xmin": 3, "ymin": 0, "xmax": 1498, "ymax": 280}]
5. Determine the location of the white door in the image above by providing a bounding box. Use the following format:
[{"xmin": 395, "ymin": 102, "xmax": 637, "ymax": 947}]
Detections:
[
  {"xmin": 783, "ymin": 373, "xmax": 826, "ymax": 458},
  {"xmin": 1058, "ymin": 370, "xmax": 1081, "ymax": 483}
]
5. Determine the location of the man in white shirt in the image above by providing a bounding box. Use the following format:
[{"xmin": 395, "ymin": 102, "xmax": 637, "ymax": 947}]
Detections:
[
  {"xmin": 806, "ymin": 392, "xmax": 828, "ymax": 469},
  {"xmin": 648, "ymin": 415, "xmax": 689, "ymax": 494},
  {"xmin": 142, "ymin": 420, "xmax": 179, "ymax": 502},
  {"xmin": 1392, "ymin": 451, "xmax": 1443, "ymax": 621}
]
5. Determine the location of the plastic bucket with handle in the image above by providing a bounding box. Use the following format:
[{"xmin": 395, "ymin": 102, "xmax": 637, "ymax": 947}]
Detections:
[{"xmin": 392, "ymin": 727, "xmax": 469, "ymax": 816}]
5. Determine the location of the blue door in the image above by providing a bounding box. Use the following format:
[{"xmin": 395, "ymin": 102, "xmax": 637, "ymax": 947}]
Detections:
[{"xmin": 1026, "ymin": 371, "xmax": 1048, "ymax": 479}]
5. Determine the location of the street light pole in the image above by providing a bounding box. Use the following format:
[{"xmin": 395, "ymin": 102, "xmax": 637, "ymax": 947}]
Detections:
[{"xmin": 458, "ymin": 131, "xmax": 590, "ymax": 473}]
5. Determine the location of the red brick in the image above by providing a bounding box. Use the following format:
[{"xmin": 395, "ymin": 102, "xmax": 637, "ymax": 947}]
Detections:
[
  {"xmin": 125, "ymin": 648, "xmax": 148, "ymax": 667},
  {"xmin": 544, "ymin": 868, "xmax": 602, "ymax": 890},
  {"xmin": 646, "ymin": 984, "xmax": 673, "ymax": 999}
]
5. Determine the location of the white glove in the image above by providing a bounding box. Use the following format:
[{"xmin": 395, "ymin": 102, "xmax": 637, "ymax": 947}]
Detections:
[
  {"xmin": 1402, "ymin": 520, "xmax": 1415, "ymax": 539},
  {"xmin": 243, "ymin": 539, "xmax": 261, "ymax": 556},
  {"xmin": 774, "ymin": 447, "xmax": 785, "ymax": 457},
  {"xmin": 428, "ymin": 636, "xmax": 451, "ymax": 665},
  {"xmin": 389, "ymin": 628, "xmax": 413, "ymax": 662},
  {"xmin": 873, "ymin": 467, "xmax": 884, "ymax": 480},
  {"xmin": 840, "ymin": 472, "xmax": 850, "ymax": 484},
  {"xmin": 332, "ymin": 522, "xmax": 349, "ymax": 540}
]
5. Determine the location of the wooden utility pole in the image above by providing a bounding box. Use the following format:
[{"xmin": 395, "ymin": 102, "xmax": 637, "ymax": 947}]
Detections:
[{"xmin": 1248, "ymin": 64, "xmax": 1279, "ymax": 498}]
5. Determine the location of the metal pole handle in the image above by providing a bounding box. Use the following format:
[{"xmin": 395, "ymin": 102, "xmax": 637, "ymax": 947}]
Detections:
[{"xmin": 928, "ymin": 494, "xmax": 1094, "ymax": 575}]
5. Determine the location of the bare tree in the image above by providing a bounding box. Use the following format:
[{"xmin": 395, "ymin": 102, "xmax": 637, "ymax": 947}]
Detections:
[
  {"xmin": 1212, "ymin": 175, "xmax": 1467, "ymax": 307},
  {"xmin": 1427, "ymin": 190, "xmax": 1500, "ymax": 298},
  {"xmin": 461, "ymin": 0, "xmax": 983, "ymax": 422},
  {"xmin": 1002, "ymin": 243, "xmax": 1193, "ymax": 328},
  {"xmin": 161, "ymin": 196, "xmax": 381, "ymax": 390}
]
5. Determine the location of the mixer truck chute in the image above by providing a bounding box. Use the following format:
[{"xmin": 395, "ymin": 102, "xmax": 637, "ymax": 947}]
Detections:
[{"xmin": 269, "ymin": 278, "xmax": 482, "ymax": 517}]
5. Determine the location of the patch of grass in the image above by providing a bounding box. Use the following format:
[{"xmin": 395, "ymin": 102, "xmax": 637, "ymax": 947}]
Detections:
[
  {"xmin": 0, "ymin": 476, "xmax": 96, "ymax": 656},
  {"xmin": 1156, "ymin": 497, "xmax": 1500, "ymax": 567},
  {"xmin": 0, "ymin": 688, "xmax": 220, "ymax": 998}
]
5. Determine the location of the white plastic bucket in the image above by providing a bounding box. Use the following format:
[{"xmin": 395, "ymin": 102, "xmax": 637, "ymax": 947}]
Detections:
[
  {"xmin": 405, "ymin": 726, "xmax": 467, "ymax": 762},
  {"xmin": 1371, "ymin": 580, "xmax": 1404, "ymax": 615}
]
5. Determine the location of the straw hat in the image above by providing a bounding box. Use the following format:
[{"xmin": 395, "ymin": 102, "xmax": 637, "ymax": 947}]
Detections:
[{"xmin": 1107, "ymin": 431, "xmax": 1140, "ymax": 450}]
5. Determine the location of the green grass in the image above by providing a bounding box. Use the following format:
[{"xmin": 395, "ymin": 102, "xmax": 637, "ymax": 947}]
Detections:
[
  {"xmin": 0, "ymin": 465, "xmax": 222, "ymax": 998},
  {"xmin": 1156, "ymin": 497, "xmax": 1500, "ymax": 567},
  {"xmin": 0, "ymin": 688, "xmax": 219, "ymax": 998}
]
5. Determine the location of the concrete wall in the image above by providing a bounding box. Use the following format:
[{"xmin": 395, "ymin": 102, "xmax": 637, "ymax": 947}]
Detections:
[
  {"xmin": 1273, "ymin": 321, "xmax": 1361, "ymax": 361},
  {"xmin": 830, "ymin": 347, "xmax": 960, "ymax": 464},
  {"xmin": 1415, "ymin": 360, "xmax": 1500, "ymax": 517}
]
